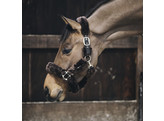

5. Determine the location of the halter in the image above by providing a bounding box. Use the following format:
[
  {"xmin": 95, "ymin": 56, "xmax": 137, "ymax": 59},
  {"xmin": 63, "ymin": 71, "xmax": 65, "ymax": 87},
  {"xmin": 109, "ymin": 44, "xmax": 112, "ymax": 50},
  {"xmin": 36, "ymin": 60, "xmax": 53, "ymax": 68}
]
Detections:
[
  {"xmin": 46, "ymin": 16, "xmax": 94, "ymax": 93},
  {"xmin": 46, "ymin": 35, "xmax": 95, "ymax": 93}
]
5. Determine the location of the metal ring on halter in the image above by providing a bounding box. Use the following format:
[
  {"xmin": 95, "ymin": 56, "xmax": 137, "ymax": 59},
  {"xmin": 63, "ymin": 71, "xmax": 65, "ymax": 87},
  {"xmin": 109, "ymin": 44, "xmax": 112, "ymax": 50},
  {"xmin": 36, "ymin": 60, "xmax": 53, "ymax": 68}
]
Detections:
[
  {"xmin": 62, "ymin": 71, "xmax": 72, "ymax": 81},
  {"xmin": 84, "ymin": 55, "xmax": 91, "ymax": 62},
  {"xmin": 83, "ymin": 37, "xmax": 90, "ymax": 46}
]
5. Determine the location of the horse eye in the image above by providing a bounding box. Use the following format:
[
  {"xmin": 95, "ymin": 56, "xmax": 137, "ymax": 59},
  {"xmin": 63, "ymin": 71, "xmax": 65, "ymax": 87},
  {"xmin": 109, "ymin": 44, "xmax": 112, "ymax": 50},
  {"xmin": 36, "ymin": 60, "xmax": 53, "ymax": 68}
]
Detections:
[{"xmin": 62, "ymin": 48, "xmax": 72, "ymax": 54}]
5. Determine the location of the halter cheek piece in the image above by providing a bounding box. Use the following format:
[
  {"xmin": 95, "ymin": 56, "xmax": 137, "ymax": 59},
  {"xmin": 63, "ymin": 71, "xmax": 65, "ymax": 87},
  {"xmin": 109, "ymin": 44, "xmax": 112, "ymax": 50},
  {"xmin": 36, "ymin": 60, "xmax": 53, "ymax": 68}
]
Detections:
[{"xmin": 46, "ymin": 17, "xmax": 95, "ymax": 93}]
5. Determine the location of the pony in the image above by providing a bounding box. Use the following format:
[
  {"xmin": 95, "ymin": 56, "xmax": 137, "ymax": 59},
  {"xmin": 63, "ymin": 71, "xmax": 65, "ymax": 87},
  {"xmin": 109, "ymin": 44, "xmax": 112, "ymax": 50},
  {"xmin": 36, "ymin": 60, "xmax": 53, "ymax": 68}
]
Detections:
[{"xmin": 43, "ymin": 0, "xmax": 143, "ymax": 101}]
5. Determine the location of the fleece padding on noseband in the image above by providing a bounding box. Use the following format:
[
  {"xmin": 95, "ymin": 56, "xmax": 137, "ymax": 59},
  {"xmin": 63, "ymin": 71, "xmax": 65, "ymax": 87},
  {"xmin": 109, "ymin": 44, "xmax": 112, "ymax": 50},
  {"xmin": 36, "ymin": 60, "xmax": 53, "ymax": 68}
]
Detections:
[{"xmin": 46, "ymin": 59, "xmax": 90, "ymax": 93}]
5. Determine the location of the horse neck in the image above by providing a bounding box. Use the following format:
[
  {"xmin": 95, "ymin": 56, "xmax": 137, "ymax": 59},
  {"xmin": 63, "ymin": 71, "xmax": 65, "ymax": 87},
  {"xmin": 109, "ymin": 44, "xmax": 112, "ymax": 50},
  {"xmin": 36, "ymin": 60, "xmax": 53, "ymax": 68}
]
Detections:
[{"xmin": 88, "ymin": 0, "xmax": 143, "ymax": 50}]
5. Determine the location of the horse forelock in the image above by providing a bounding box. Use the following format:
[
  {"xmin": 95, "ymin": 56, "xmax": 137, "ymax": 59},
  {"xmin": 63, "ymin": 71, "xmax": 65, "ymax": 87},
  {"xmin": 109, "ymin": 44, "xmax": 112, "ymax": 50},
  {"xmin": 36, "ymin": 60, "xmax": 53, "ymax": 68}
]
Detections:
[
  {"xmin": 60, "ymin": 22, "xmax": 88, "ymax": 44},
  {"xmin": 60, "ymin": 24, "xmax": 76, "ymax": 43}
]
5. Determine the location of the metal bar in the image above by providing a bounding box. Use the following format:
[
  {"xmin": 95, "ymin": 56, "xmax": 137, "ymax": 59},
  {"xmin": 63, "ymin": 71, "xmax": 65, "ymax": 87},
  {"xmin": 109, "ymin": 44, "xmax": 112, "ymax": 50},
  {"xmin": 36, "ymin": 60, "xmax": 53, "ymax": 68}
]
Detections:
[{"xmin": 22, "ymin": 35, "xmax": 138, "ymax": 49}]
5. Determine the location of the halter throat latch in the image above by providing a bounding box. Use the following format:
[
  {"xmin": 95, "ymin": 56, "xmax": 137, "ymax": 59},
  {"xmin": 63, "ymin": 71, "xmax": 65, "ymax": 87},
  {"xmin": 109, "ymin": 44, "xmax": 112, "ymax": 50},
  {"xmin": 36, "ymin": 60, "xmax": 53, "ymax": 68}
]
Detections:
[{"xmin": 83, "ymin": 36, "xmax": 93, "ymax": 69}]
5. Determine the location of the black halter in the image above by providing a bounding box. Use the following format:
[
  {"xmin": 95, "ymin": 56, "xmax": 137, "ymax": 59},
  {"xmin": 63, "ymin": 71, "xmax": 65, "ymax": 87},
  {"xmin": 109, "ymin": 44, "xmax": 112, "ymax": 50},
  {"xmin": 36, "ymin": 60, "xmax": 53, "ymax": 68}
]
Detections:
[
  {"xmin": 46, "ymin": 36, "xmax": 95, "ymax": 93},
  {"xmin": 46, "ymin": 16, "xmax": 95, "ymax": 93}
]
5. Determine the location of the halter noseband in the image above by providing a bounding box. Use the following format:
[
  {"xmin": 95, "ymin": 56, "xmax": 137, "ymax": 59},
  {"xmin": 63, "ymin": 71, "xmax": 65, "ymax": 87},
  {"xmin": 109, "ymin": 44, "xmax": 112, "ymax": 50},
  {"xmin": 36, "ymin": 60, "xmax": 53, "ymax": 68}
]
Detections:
[{"xmin": 46, "ymin": 17, "xmax": 95, "ymax": 93}]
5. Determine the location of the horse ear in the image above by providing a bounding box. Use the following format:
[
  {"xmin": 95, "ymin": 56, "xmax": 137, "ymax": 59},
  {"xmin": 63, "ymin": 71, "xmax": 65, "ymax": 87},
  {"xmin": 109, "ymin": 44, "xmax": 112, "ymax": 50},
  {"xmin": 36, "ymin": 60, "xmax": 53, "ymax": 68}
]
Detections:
[{"xmin": 61, "ymin": 16, "xmax": 81, "ymax": 30}]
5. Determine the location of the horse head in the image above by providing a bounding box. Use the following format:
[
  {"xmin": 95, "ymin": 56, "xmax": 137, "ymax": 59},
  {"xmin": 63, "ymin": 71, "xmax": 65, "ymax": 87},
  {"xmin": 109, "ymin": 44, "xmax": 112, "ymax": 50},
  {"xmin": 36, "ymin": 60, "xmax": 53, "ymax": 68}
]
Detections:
[
  {"xmin": 43, "ymin": 0, "xmax": 142, "ymax": 102},
  {"xmin": 43, "ymin": 16, "xmax": 102, "ymax": 101}
]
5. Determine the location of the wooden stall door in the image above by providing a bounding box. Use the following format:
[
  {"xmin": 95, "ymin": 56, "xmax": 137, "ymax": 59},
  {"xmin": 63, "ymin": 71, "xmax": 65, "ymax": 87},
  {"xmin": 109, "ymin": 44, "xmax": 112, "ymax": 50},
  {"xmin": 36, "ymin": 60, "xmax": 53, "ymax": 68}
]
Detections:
[{"xmin": 22, "ymin": 35, "xmax": 138, "ymax": 102}]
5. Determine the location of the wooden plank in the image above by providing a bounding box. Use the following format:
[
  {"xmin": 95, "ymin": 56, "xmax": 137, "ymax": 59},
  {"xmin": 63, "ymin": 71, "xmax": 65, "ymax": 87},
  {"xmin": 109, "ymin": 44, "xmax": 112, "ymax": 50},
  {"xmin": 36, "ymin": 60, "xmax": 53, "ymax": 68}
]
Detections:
[
  {"xmin": 136, "ymin": 36, "xmax": 143, "ymax": 100},
  {"xmin": 28, "ymin": 51, "xmax": 32, "ymax": 101},
  {"xmin": 30, "ymin": 49, "xmax": 58, "ymax": 101},
  {"xmin": 64, "ymin": 89, "xmax": 84, "ymax": 101},
  {"xmin": 96, "ymin": 49, "xmax": 123, "ymax": 100},
  {"xmin": 22, "ymin": 35, "xmax": 60, "ymax": 49},
  {"xmin": 22, "ymin": 35, "xmax": 138, "ymax": 49},
  {"xmin": 96, "ymin": 49, "xmax": 136, "ymax": 100},
  {"xmin": 22, "ymin": 49, "xmax": 30, "ymax": 101},
  {"xmin": 22, "ymin": 100, "xmax": 138, "ymax": 121},
  {"xmin": 80, "ymin": 49, "xmax": 137, "ymax": 101},
  {"xmin": 135, "ymin": 36, "xmax": 143, "ymax": 121},
  {"xmin": 122, "ymin": 50, "xmax": 136, "ymax": 100},
  {"xmin": 81, "ymin": 73, "xmax": 102, "ymax": 101}
]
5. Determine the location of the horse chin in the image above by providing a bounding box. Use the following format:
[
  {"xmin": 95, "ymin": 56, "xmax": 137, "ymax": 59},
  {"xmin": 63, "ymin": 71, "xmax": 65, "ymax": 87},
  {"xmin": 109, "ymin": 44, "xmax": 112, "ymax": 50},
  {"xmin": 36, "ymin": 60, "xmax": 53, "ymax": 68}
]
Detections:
[
  {"xmin": 50, "ymin": 86, "xmax": 66, "ymax": 102},
  {"xmin": 47, "ymin": 89, "xmax": 66, "ymax": 102},
  {"xmin": 47, "ymin": 94, "xmax": 65, "ymax": 102}
]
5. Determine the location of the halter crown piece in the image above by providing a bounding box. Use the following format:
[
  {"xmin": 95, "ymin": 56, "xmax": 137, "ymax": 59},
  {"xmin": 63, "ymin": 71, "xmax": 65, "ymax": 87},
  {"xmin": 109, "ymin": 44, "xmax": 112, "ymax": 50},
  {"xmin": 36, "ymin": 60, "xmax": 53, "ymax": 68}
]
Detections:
[{"xmin": 46, "ymin": 16, "xmax": 95, "ymax": 93}]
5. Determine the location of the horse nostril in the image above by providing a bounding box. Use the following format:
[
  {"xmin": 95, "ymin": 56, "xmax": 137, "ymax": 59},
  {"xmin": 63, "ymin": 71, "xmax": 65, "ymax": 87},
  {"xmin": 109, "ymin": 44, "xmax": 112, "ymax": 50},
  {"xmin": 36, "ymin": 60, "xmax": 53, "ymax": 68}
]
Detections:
[
  {"xmin": 44, "ymin": 87, "xmax": 49, "ymax": 96},
  {"xmin": 56, "ymin": 89, "xmax": 63, "ymax": 100},
  {"xmin": 58, "ymin": 89, "xmax": 63, "ymax": 94}
]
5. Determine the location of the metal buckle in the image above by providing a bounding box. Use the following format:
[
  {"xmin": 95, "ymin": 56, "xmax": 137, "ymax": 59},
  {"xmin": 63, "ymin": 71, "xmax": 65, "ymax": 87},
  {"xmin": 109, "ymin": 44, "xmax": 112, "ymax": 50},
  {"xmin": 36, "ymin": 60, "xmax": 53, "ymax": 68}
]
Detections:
[
  {"xmin": 87, "ymin": 60, "xmax": 93, "ymax": 68},
  {"xmin": 85, "ymin": 56, "xmax": 93, "ymax": 69},
  {"xmin": 83, "ymin": 37, "xmax": 90, "ymax": 46},
  {"xmin": 62, "ymin": 71, "xmax": 71, "ymax": 81}
]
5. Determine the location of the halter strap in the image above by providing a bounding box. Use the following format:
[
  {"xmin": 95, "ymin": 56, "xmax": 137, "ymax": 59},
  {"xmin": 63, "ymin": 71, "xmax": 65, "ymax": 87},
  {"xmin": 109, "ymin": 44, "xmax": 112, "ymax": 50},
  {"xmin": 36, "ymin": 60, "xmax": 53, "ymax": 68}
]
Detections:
[
  {"xmin": 46, "ymin": 16, "xmax": 95, "ymax": 93},
  {"xmin": 46, "ymin": 58, "xmax": 94, "ymax": 93}
]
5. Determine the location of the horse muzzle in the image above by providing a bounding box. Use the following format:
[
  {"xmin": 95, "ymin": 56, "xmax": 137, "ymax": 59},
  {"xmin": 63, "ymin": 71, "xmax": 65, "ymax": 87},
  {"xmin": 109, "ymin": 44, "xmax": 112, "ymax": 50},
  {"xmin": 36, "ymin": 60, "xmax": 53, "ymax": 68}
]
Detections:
[{"xmin": 44, "ymin": 86, "xmax": 64, "ymax": 102}]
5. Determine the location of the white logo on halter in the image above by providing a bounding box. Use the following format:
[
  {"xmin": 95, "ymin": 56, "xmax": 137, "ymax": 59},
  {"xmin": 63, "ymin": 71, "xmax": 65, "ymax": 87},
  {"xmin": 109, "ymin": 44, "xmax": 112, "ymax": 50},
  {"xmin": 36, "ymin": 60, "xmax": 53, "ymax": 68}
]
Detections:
[{"xmin": 83, "ymin": 36, "xmax": 90, "ymax": 46}]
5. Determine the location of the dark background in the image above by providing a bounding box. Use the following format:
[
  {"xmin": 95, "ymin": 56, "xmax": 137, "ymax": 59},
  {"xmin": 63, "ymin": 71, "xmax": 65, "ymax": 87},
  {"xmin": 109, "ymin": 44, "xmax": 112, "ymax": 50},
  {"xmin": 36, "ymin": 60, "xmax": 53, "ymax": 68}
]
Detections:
[
  {"xmin": 22, "ymin": 0, "xmax": 104, "ymax": 34},
  {"xmin": 22, "ymin": 0, "xmax": 137, "ymax": 102}
]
